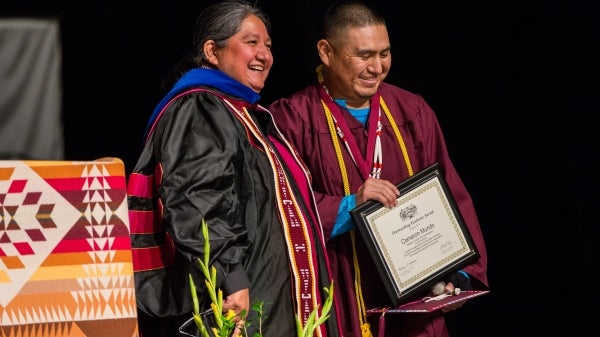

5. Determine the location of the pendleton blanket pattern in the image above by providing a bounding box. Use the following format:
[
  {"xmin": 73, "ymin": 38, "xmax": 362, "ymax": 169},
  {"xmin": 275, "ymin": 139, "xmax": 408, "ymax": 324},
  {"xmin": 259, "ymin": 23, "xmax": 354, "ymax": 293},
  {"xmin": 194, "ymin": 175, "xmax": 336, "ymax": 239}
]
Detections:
[{"xmin": 0, "ymin": 158, "xmax": 139, "ymax": 337}]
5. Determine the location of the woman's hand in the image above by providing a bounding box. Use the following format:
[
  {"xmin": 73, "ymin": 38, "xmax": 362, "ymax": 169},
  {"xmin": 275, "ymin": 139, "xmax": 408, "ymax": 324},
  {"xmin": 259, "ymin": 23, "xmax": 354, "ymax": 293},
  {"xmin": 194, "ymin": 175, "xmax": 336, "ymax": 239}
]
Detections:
[{"xmin": 222, "ymin": 288, "xmax": 250, "ymax": 336}]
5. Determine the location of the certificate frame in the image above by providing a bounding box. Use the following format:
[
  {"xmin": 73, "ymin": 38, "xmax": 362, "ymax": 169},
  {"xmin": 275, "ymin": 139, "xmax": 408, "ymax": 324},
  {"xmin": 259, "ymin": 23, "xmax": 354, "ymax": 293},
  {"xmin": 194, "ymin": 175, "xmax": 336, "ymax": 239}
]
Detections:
[{"xmin": 350, "ymin": 163, "xmax": 479, "ymax": 307}]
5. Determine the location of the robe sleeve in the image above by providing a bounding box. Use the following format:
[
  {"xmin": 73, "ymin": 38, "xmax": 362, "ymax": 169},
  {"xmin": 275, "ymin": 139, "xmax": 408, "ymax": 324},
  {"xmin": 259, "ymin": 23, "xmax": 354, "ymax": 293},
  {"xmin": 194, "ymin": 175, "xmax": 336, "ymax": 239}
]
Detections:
[
  {"xmin": 414, "ymin": 95, "xmax": 489, "ymax": 288},
  {"xmin": 155, "ymin": 93, "xmax": 251, "ymax": 294}
]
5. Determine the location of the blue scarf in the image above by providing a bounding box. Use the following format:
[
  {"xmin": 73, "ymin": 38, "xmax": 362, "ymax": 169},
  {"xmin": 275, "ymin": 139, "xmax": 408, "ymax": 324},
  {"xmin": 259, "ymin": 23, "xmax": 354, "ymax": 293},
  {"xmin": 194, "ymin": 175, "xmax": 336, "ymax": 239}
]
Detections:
[{"xmin": 144, "ymin": 68, "xmax": 261, "ymax": 138}]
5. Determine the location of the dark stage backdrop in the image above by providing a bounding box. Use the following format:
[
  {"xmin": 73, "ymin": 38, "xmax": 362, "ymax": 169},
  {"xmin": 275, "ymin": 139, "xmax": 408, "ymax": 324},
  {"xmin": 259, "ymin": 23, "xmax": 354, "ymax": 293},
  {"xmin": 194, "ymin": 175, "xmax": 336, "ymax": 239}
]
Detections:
[{"xmin": 1, "ymin": 1, "xmax": 598, "ymax": 336}]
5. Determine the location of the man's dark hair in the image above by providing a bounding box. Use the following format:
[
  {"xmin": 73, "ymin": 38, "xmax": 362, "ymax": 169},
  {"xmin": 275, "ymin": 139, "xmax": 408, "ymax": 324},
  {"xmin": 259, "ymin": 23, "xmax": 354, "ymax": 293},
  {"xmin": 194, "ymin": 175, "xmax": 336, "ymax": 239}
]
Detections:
[{"xmin": 321, "ymin": 0, "xmax": 386, "ymax": 43}]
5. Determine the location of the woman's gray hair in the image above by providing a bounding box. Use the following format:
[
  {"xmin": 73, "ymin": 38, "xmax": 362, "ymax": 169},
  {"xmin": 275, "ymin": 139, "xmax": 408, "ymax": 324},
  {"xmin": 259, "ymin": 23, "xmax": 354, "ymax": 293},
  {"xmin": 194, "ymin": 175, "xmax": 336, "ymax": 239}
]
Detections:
[
  {"xmin": 192, "ymin": 0, "xmax": 271, "ymax": 66},
  {"xmin": 161, "ymin": 0, "xmax": 270, "ymax": 89}
]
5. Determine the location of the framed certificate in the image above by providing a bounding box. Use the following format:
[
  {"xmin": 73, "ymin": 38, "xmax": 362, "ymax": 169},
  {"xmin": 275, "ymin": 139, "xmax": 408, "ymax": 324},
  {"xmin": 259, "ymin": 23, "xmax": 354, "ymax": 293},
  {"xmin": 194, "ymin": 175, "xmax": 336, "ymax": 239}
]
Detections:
[{"xmin": 350, "ymin": 163, "xmax": 479, "ymax": 307}]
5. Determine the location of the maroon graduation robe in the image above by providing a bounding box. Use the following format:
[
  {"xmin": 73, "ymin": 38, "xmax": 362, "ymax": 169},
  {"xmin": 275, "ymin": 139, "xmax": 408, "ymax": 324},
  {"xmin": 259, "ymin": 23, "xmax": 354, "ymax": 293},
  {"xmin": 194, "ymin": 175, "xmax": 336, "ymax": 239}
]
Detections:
[{"xmin": 269, "ymin": 82, "xmax": 488, "ymax": 337}]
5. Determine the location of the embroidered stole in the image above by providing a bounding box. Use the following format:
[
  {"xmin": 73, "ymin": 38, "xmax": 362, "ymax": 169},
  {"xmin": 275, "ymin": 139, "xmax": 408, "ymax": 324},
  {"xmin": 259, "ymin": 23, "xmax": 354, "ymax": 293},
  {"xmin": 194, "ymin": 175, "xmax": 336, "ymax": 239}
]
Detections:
[{"xmin": 222, "ymin": 99, "xmax": 326, "ymax": 337}]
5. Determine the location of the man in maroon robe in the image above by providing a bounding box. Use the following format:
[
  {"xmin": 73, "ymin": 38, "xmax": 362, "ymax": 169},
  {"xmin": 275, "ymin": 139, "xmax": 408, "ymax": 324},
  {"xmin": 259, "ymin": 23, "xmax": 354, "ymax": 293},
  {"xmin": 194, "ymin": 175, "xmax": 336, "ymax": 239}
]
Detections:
[{"xmin": 269, "ymin": 1, "xmax": 488, "ymax": 336}]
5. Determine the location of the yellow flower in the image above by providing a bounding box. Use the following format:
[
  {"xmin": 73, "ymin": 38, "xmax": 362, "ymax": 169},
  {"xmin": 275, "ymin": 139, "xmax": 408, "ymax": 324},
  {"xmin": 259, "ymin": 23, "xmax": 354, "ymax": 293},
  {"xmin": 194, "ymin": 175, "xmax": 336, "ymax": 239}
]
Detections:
[{"xmin": 225, "ymin": 309, "xmax": 237, "ymax": 320}]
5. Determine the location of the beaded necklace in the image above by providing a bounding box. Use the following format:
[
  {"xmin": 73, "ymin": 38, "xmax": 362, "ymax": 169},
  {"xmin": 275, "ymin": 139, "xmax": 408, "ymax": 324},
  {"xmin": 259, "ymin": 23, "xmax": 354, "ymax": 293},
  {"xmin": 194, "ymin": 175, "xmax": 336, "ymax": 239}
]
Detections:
[{"xmin": 317, "ymin": 88, "xmax": 414, "ymax": 189}]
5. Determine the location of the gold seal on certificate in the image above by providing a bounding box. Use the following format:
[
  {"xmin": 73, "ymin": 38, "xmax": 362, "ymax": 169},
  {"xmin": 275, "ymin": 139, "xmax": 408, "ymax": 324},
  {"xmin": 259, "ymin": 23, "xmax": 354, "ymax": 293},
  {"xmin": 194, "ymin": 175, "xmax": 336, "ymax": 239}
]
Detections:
[{"xmin": 350, "ymin": 163, "xmax": 479, "ymax": 307}]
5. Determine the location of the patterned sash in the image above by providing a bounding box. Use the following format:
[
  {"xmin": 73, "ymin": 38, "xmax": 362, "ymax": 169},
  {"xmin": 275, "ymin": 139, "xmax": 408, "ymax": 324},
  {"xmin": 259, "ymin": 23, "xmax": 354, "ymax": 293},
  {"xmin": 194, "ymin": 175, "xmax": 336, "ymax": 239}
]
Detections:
[{"xmin": 222, "ymin": 98, "xmax": 327, "ymax": 337}]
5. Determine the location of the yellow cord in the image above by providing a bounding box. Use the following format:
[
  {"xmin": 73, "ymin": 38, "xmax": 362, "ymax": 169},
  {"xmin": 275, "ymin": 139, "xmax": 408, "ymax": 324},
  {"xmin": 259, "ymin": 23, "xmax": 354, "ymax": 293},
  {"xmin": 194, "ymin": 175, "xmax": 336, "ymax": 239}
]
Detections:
[
  {"xmin": 323, "ymin": 99, "xmax": 371, "ymax": 336},
  {"xmin": 351, "ymin": 230, "xmax": 372, "ymax": 337},
  {"xmin": 321, "ymin": 84, "xmax": 413, "ymax": 337},
  {"xmin": 380, "ymin": 96, "xmax": 413, "ymax": 176},
  {"xmin": 322, "ymin": 100, "xmax": 351, "ymax": 195}
]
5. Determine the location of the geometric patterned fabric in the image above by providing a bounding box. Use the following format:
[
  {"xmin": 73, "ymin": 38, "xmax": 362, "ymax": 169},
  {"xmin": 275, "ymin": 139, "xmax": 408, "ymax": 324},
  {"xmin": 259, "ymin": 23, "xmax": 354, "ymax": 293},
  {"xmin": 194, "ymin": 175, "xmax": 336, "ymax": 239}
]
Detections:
[{"xmin": 0, "ymin": 158, "xmax": 138, "ymax": 337}]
